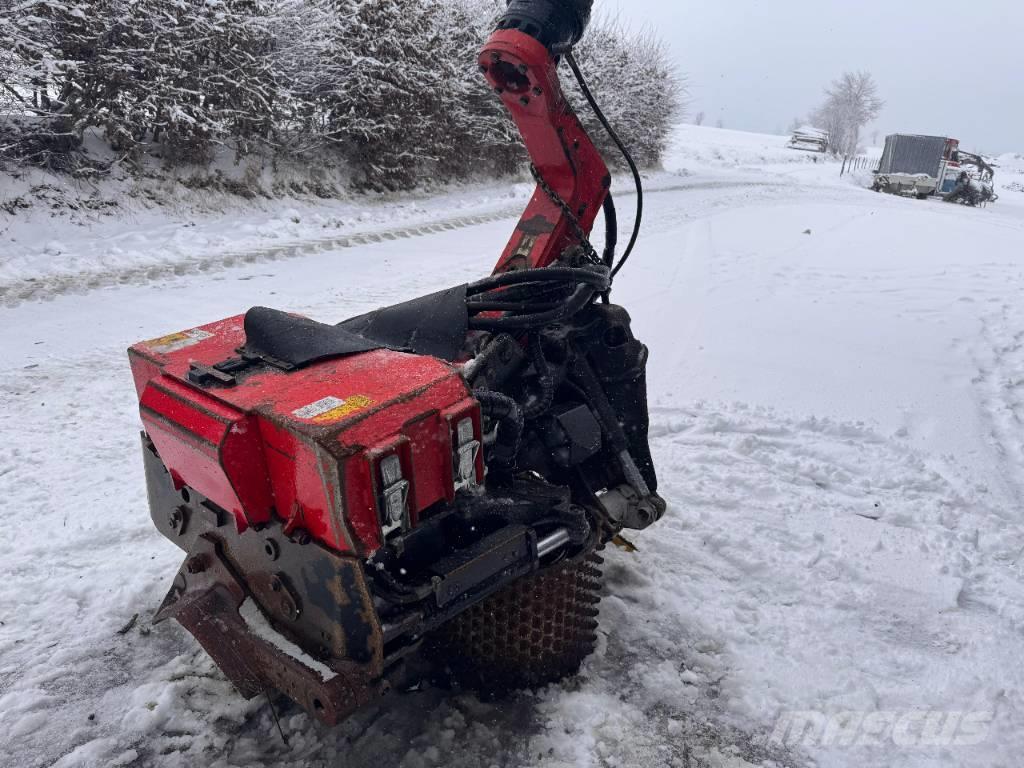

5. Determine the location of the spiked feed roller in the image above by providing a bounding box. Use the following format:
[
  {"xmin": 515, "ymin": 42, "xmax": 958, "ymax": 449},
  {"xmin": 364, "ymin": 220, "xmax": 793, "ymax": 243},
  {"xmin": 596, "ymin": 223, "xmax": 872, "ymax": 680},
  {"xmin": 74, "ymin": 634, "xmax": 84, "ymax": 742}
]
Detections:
[
  {"xmin": 429, "ymin": 551, "xmax": 606, "ymax": 692},
  {"xmin": 129, "ymin": 0, "xmax": 665, "ymax": 724}
]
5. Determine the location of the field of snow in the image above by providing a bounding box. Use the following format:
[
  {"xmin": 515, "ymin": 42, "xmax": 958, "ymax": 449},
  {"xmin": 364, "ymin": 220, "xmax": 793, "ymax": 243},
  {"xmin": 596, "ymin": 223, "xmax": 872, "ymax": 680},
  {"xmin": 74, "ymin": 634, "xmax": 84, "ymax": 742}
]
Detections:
[{"xmin": 2, "ymin": 125, "xmax": 1024, "ymax": 768}]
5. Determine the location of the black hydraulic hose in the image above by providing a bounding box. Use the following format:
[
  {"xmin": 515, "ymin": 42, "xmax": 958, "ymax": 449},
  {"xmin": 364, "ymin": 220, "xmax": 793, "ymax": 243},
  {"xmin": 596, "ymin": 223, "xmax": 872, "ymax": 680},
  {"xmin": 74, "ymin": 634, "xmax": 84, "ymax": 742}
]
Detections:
[
  {"xmin": 465, "ymin": 333, "xmax": 515, "ymax": 375},
  {"xmin": 468, "ymin": 283, "xmax": 595, "ymax": 331},
  {"xmin": 466, "ymin": 299, "xmax": 562, "ymax": 314},
  {"xmin": 467, "ymin": 266, "xmax": 609, "ymax": 295},
  {"xmin": 472, "ymin": 281, "xmax": 574, "ymax": 307},
  {"xmin": 474, "ymin": 389, "xmax": 523, "ymax": 483},
  {"xmin": 558, "ymin": 505, "xmax": 592, "ymax": 546},
  {"xmin": 522, "ymin": 333, "xmax": 556, "ymax": 420},
  {"xmin": 600, "ymin": 193, "xmax": 617, "ymax": 303},
  {"xmin": 570, "ymin": 353, "xmax": 629, "ymax": 455},
  {"xmin": 602, "ymin": 192, "xmax": 618, "ymax": 269},
  {"xmin": 563, "ymin": 50, "xmax": 643, "ymax": 280}
]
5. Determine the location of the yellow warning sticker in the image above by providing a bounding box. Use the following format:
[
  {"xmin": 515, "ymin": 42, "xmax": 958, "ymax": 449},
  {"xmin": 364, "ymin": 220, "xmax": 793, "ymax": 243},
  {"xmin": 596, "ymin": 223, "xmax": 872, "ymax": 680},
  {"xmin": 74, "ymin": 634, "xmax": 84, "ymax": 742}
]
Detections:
[
  {"xmin": 292, "ymin": 395, "xmax": 374, "ymax": 424},
  {"xmin": 146, "ymin": 328, "xmax": 214, "ymax": 354}
]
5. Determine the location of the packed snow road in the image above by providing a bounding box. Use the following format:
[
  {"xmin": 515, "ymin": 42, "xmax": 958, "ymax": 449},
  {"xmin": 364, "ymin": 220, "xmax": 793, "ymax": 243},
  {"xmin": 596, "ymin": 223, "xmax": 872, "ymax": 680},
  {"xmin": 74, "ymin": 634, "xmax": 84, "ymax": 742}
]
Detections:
[{"xmin": 3, "ymin": 128, "xmax": 1024, "ymax": 768}]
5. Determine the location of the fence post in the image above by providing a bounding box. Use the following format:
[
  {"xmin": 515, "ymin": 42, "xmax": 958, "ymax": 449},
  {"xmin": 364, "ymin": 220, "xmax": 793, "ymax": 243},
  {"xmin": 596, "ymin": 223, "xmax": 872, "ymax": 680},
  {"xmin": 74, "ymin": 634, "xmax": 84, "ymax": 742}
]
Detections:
[{"xmin": 841, "ymin": 156, "xmax": 847, "ymax": 176}]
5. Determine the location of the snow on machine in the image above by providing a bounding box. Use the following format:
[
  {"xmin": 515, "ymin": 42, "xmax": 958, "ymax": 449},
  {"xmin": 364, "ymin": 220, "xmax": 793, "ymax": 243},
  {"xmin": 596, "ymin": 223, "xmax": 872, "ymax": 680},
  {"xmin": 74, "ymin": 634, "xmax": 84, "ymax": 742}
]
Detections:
[
  {"xmin": 873, "ymin": 134, "xmax": 962, "ymax": 198},
  {"xmin": 943, "ymin": 152, "xmax": 998, "ymax": 207},
  {"xmin": 128, "ymin": 0, "xmax": 665, "ymax": 724}
]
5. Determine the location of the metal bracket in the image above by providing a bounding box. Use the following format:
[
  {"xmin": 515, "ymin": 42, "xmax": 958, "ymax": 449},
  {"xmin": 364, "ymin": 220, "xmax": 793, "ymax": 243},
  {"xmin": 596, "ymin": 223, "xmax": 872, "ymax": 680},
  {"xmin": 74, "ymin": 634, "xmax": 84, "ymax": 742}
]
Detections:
[{"xmin": 153, "ymin": 535, "xmax": 381, "ymax": 725}]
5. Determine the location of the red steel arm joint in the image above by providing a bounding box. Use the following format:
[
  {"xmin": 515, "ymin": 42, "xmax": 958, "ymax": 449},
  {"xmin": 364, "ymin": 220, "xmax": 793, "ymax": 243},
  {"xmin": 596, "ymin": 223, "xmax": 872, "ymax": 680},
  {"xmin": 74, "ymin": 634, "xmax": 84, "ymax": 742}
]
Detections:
[{"xmin": 480, "ymin": 29, "xmax": 610, "ymax": 274}]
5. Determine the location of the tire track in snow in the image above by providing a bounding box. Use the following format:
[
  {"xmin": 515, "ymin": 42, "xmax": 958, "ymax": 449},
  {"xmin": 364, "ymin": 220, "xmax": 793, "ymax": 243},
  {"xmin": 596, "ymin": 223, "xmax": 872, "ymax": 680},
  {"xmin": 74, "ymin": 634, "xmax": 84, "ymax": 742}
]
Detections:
[
  {"xmin": 0, "ymin": 207, "xmax": 519, "ymax": 307},
  {"xmin": 0, "ymin": 180, "xmax": 789, "ymax": 308},
  {"xmin": 640, "ymin": 403, "xmax": 1024, "ymax": 767},
  {"xmin": 971, "ymin": 304, "xmax": 1024, "ymax": 507},
  {"xmin": 964, "ymin": 301, "xmax": 1024, "ymax": 626}
]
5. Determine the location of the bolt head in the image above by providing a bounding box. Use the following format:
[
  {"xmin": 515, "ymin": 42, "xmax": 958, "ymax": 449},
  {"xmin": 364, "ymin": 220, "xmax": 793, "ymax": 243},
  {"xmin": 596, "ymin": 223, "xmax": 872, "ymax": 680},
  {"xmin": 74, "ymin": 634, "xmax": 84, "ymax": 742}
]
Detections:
[{"xmin": 264, "ymin": 538, "xmax": 280, "ymax": 561}]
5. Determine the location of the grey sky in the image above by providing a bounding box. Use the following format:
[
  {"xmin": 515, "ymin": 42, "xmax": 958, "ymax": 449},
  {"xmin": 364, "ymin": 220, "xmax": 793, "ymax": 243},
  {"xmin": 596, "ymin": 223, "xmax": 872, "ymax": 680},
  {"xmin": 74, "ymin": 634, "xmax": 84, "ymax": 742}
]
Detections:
[{"xmin": 613, "ymin": 0, "xmax": 1022, "ymax": 153}]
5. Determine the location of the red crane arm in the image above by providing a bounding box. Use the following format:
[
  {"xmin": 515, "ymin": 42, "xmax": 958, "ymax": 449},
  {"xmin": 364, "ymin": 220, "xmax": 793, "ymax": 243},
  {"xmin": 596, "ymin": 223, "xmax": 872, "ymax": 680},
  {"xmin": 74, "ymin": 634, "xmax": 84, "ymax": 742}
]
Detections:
[{"xmin": 480, "ymin": 29, "xmax": 610, "ymax": 275}]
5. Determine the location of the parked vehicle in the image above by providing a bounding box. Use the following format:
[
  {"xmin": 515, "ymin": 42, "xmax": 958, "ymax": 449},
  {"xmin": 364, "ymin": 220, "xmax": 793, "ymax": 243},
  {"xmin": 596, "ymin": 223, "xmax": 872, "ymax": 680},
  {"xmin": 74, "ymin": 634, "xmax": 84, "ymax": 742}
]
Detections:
[
  {"xmin": 787, "ymin": 126, "xmax": 829, "ymax": 153},
  {"xmin": 873, "ymin": 134, "xmax": 961, "ymax": 198}
]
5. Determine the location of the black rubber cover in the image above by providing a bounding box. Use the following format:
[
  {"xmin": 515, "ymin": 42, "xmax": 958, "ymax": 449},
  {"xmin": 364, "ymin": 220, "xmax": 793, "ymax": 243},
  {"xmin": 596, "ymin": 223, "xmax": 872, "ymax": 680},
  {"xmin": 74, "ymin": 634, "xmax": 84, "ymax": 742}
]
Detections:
[
  {"xmin": 497, "ymin": 0, "xmax": 592, "ymax": 49},
  {"xmin": 243, "ymin": 285, "xmax": 469, "ymax": 368}
]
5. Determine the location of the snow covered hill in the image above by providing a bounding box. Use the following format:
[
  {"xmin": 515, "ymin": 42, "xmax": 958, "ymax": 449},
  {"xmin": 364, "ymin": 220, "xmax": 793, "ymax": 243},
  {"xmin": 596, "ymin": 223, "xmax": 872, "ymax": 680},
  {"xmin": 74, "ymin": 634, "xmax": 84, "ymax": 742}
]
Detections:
[{"xmin": 2, "ymin": 125, "xmax": 1023, "ymax": 768}]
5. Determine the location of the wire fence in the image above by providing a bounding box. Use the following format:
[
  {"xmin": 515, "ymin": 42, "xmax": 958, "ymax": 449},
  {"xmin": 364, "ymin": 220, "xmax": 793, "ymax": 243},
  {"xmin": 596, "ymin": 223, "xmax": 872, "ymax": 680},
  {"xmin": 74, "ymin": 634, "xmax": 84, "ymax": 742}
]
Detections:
[{"xmin": 840, "ymin": 156, "xmax": 873, "ymax": 176}]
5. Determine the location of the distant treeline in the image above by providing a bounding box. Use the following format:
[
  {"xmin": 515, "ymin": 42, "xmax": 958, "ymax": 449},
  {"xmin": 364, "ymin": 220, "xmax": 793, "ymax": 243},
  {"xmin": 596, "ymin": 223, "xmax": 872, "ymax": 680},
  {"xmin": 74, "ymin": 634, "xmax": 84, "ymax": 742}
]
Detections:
[{"xmin": 0, "ymin": 0, "xmax": 683, "ymax": 191}]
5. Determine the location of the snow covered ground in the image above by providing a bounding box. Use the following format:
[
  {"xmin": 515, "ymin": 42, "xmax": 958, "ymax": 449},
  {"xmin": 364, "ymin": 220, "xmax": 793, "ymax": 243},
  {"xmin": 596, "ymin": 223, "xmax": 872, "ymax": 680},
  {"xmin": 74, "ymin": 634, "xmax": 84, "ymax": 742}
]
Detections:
[{"xmin": 2, "ymin": 125, "xmax": 1024, "ymax": 768}]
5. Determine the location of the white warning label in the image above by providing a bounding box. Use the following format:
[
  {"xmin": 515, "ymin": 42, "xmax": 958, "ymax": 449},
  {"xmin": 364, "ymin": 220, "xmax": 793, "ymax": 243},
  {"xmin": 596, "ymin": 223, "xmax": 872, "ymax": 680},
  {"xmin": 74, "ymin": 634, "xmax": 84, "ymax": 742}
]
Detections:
[
  {"xmin": 146, "ymin": 328, "xmax": 214, "ymax": 354},
  {"xmin": 292, "ymin": 395, "xmax": 374, "ymax": 424},
  {"xmin": 293, "ymin": 396, "xmax": 347, "ymax": 420}
]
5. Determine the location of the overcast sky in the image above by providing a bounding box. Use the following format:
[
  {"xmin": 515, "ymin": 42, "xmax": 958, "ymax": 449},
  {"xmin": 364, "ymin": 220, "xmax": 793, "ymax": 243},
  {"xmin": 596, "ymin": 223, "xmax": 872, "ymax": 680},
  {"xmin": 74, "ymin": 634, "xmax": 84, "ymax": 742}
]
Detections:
[{"xmin": 612, "ymin": 0, "xmax": 1022, "ymax": 153}]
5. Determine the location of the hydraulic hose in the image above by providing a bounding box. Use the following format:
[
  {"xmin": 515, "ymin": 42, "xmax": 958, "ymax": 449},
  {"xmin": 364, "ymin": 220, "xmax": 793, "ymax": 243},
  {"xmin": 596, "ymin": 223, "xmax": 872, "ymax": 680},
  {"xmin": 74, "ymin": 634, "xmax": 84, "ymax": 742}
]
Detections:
[
  {"xmin": 467, "ymin": 266, "xmax": 610, "ymax": 296},
  {"xmin": 474, "ymin": 389, "xmax": 524, "ymax": 484},
  {"xmin": 522, "ymin": 332, "xmax": 556, "ymax": 420},
  {"xmin": 601, "ymin": 192, "xmax": 618, "ymax": 269},
  {"xmin": 560, "ymin": 50, "xmax": 644, "ymax": 280},
  {"xmin": 468, "ymin": 282, "xmax": 596, "ymax": 332}
]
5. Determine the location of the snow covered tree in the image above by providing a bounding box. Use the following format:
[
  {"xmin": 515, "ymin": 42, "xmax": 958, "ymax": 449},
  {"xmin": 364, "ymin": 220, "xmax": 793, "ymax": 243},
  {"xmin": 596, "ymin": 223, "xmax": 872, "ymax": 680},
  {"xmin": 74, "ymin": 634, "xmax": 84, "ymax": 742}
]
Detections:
[
  {"xmin": 1, "ymin": 0, "xmax": 279, "ymax": 167},
  {"xmin": 305, "ymin": 0, "xmax": 445, "ymax": 189},
  {"xmin": 810, "ymin": 71, "xmax": 883, "ymax": 156},
  {"xmin": 0, "ymin": 0, "xmax": 95, "ymax": 168},
  {"xmin": 270, "ymin": 0, "xmax": 346, "ymax": 152},
  {"xmin": 2, "ymin": 0, "xmax": 684, "ymax": 182},
  {"xmin": 568, "ymin": 18, "xmax": 683, "ymax": 169},
  {"xmin": 432, "ymin": 0, "xmax": 520, "ymax": 177},
  {"xmin": 111, "ymin": 0, "xmax": 278, "ymax": 164}
]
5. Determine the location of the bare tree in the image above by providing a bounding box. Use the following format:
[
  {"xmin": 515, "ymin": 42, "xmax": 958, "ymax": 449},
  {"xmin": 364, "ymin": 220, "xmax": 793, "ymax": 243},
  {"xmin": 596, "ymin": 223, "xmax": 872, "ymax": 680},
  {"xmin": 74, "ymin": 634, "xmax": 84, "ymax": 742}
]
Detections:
[
  {"xmin": 694, "ymin": 111, "xmax": 705, "ymax": 126},
  {"xmin": 810, "ymin": 71, "xmax": 883, "ymax": 156}
]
